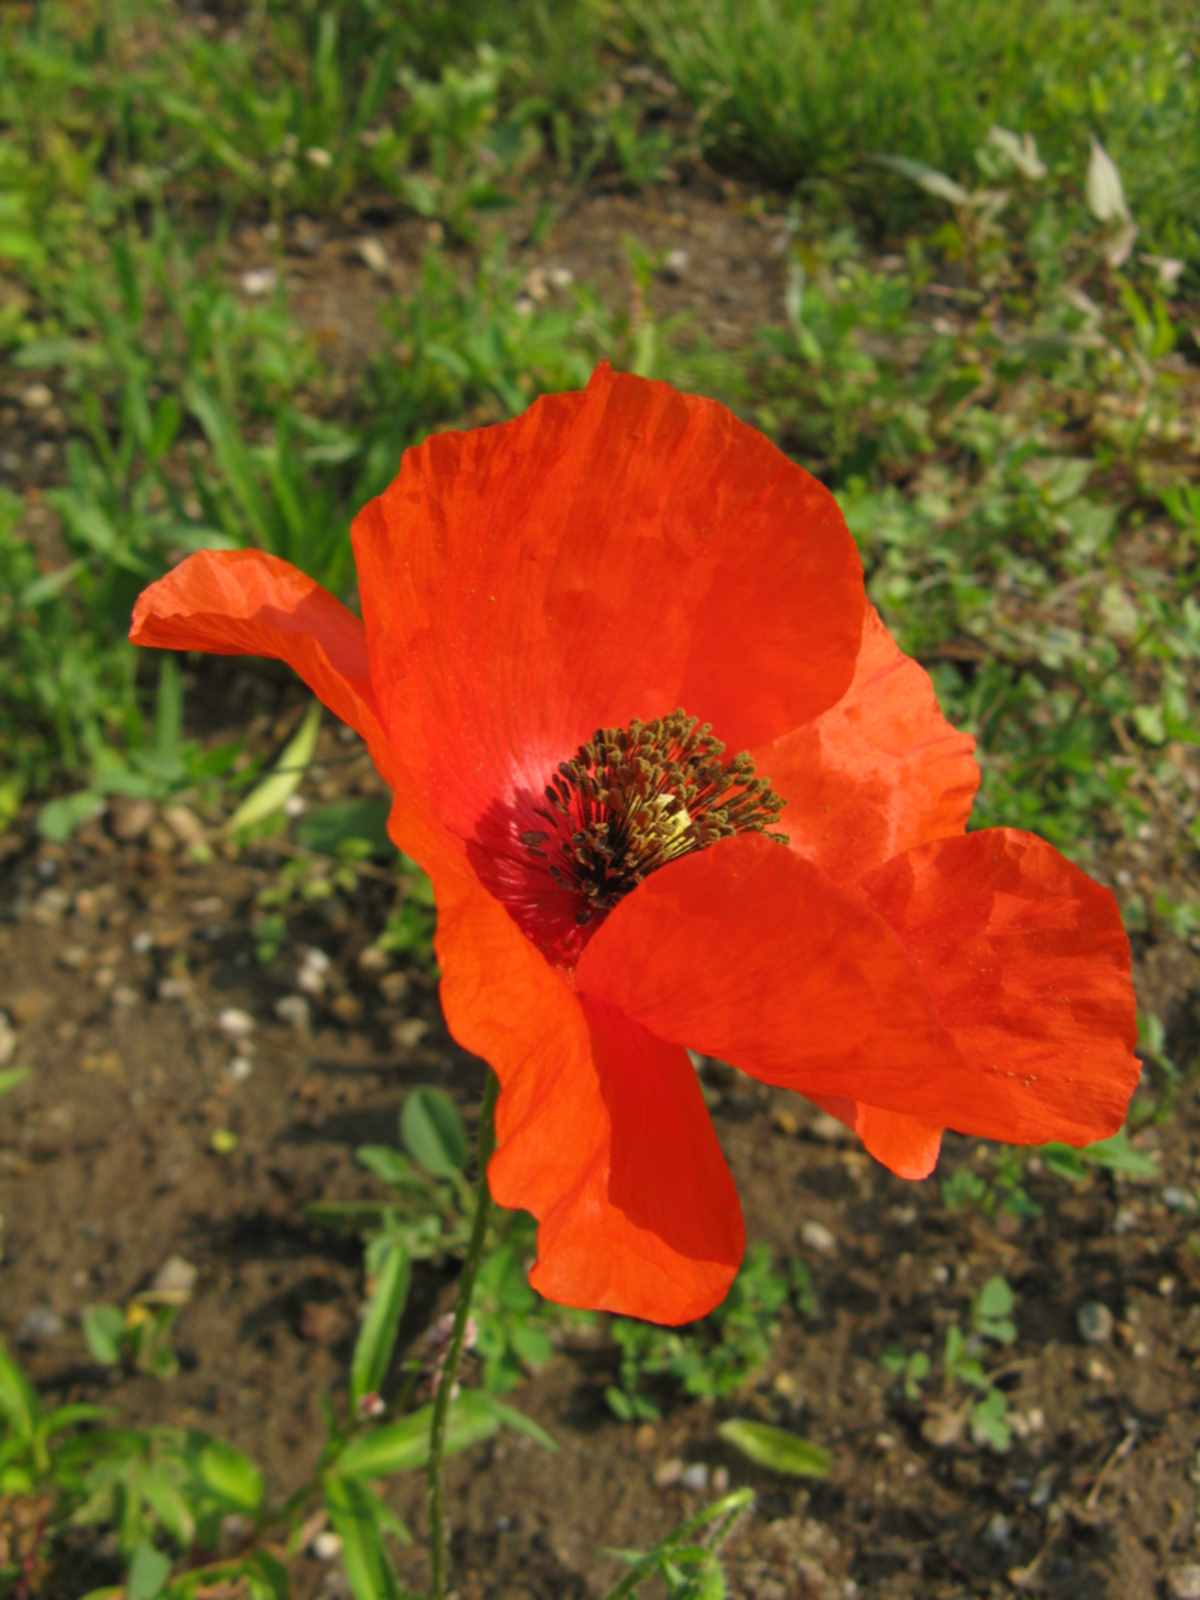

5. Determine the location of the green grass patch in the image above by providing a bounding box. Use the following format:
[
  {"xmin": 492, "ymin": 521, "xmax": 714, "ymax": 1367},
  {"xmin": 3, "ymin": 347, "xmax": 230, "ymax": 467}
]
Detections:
[{"xmin": 630, "ymin": 0, "xmax": 1199, "ymax": 259}]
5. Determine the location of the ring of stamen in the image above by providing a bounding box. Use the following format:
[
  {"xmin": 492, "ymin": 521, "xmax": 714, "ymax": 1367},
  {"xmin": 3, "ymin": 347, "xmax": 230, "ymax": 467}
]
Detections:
[{"xmin": 521, "ymin": 709, "xmax": 787, "ymax": 927}]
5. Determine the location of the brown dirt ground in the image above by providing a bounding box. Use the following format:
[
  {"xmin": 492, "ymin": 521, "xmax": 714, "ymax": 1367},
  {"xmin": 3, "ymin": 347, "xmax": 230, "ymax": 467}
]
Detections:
[{"xmin": 3, "ymin": 184, "xmax": 1200, "ymax": 1600}]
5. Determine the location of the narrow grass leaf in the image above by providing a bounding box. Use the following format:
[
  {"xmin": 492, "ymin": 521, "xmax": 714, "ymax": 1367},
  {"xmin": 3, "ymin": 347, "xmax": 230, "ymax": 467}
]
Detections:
[
  {"xmin": 350, "ymin": 1238, "xmax": 411, "ymax": 1408},
  {"xmin": 323, "ymin": 1474, "xmax": 402, "ymax": 1600},
  {"xmin": 476, "ymin": 1395, "xmax": 558, "ymax": 1451},
  {"xmin": 185, "ymin": 381, "xmax": 274, "ymax": 548},
  {"xmin": 334, "ymin": 1392, "xmax": 498, "ymax": 1479},
  {"xmin": 0, "ymin": 1340, "xmax": 39, "ymax": 1441},
  {"xmin": 226, "ymin": 703, "xmax": 320, "ymax": 833},
  {"xmin": 717, "ymin": 1419, "xmax": 832, "ymax": 1478}
]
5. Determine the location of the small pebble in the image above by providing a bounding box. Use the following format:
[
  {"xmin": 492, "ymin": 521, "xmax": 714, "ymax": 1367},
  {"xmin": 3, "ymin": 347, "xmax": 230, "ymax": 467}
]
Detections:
[
  {"xmin": 297, "ymin": 947, "xmax": 332, "ymax": 995},
  {"xmin": 240, "ymin": 267, "xmax": 278, "ymax": 296},
  {"xmin": 390, "ymin": 1017, "xmax": 428, "ymax": 1049},
  {"xmin": 276, "ymin": 994, "xmax": 311, "ymax": 1031},
  {"xmin": 800, "ymin": 1219, "xmax": 835, "ymax": 1254},
  {"xmin": 109, "ymin": 797, "xmax": 155, "ymax": 840},
  {"xmin": 1077, "ymin": 1301, "xmax": 1114, "ymax": 1344},
  {"xmin": 10, "ymin": 990, "xmax": 51, "ymax": 1026},
  {"xmin": 663, "ymin": 247, "xmax": 689, "ymax": 280},
  {"xmin": 654, "ymin": 1457, "xmax": 683, "ymax": 1488},
  {"xmin": 378, "ymin": 972, "xmax": 409, "ymax": 1003},
  {"xmin": 921, "ymin": 1407, "xmax": 965, "ymax": 1448},
  {"xmin": 218, "ymin": 1007, "xmax": 256, "ymax": 1039},
  {"xmin": 680, "ymin": 1462, "xmax": 709, "ymax": 1493},
  {"xmin": 1162, "ymin": 1187, "xmax": 1197, "ymax": 1212},
  {"xmin": 809, "ymin": 1111, "xmax": 849, "ymax": 1142},
  {"xmin": 229, "ymin": 1055, "xmax": 254, "ymax": 1082},
  {"xmin": 16, "ymin": 1306, "xmax": 63, "ymax": 1345},
  {"xmin": 356, "ymin": 237, "xmax": 389, "ymax": 276},
  {"xmin": 31, "ymin": 887, "xmax": 70, "ymax": 924},
  {"xmin": 150, "ymin": 1255, "xmax": 198, "ymax": 1302},
  {"xmin": 312, "ymin": 1530, "xmax": 342, "ymax": 1560},
  {"xmin": 0, "ymin": 1012, "xmax": 15, "ymax": 1067},
  {"xmin": 163, "ymin": 804, "xmax": 205, "ymax": 848}
]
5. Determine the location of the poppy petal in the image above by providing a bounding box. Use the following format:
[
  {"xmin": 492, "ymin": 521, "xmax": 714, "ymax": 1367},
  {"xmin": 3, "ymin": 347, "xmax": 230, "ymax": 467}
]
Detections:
[
  {"xmin": 577, "ymin": 833, "xmax": 960, "ymax": 1107},
  {"xmin": 577, "ymin": 831, "xmax": 1136, "ymax": 1147},
  {"xmin": 807, "ymin": 1095, "xmax": 944, "ymax": 1179},
  {"xmin": 755, "ymin": 605, "xmax": 979, "ymax": 881},
  {"xmin": 129, "ymin": 549, "xmax": 385, "ymax": 753},
  {"xmin": 860, "ymin": 828, "xmax": 1140, "ymax": 1146},
  {"xmin": 351, "ymin": 365, "xmax": 864, "ymax": 839},
  {"xmin": 430, "ymin": 861, "xmax": 743, "ymax": 1324}
]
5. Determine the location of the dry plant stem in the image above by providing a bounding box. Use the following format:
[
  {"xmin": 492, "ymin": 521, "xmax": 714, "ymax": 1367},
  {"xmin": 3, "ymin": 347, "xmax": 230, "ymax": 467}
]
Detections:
[{"xmin": 427, "ymin": 1069, "xmax": 499, "ymax": 1600}]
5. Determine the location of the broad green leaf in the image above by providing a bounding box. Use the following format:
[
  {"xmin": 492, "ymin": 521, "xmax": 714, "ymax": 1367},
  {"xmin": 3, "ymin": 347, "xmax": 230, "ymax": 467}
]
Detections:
[
  {"xmin": 0, "ymin": 1067, "xmax": 29, "ymax": 1097},
  {"xmin": 127, "ymin": 1540, "xmax": 171, "ymax": 1600},
  {"xmin": 0, "ymin": 1340, "xmax": 39, "ymax": 1441},
  {"xmin": 37, "ymin": 789, "xmax": 105, "ymax": 842},
  {"xmin": 401, "ymin": 1087, "xmax": 467, "ymax": 1177},
  {"xmin": 975, "ymin": 1276, "xmax": 1014, "ymax": 1321},
  {"xmin": 1061, "ymin": 1128, "xmax": 1157, "ymax": 1179},
  {"xmin": 351, "ymin": 1238, "xmax": 411, "ymax": 1408},
  {"xmin": 226, "ymin": 703, "xmax": 320, "ymax": 833},
  {"xmin": 335, "ymin": 1392, "xmax": 497, "ymax": 1479},
  {"xmin": 356, "ymin": 1145, "xmax": 424, "ymax": 1190},
  {"xmin": 717, "ymin": 1419, "xmax": 831, "ymax": 1479},
  {"xmin": 324, "ymin": 1474, "xmax": 401, "ymax": 1600},
  {"xmin": 138, "ymin": 1471, "xmax": 195, "ymax": 1547},
  {"xmin": 295, "ymin": 796, "xmax": 392, "ymax": 856},
  {"xmin": 191, "ymin": 1435, "xmax": 264, "ymax": 1512},
  {"xmin": 82, "ymin": 1304, "xmax": 126, "ymax": 1366}
]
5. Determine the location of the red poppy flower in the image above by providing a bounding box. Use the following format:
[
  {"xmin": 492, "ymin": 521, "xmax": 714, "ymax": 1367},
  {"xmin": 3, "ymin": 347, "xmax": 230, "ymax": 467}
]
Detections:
[{"xmin": 130, "ymin": 366, "xmax": 1139, "ymax": 1325}]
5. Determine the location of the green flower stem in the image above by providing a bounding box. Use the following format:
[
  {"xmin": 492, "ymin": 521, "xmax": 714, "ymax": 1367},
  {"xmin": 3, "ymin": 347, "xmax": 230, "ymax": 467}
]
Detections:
[{"xmin": 427, "ymin": 1068, "xmax": 499, "ymax": 1600}]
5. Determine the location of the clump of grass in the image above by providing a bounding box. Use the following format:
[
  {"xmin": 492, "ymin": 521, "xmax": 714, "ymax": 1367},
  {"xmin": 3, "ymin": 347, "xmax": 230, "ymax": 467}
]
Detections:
[{"xmin": 628, "ymin": 0, "xmax": 1199, "ymax": 258}]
